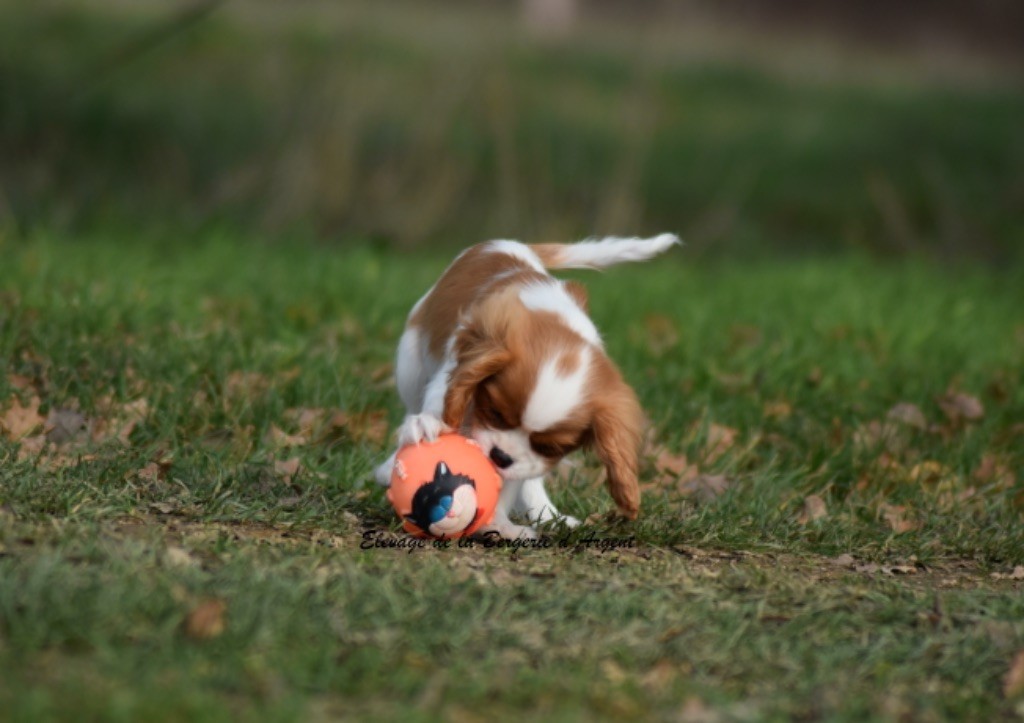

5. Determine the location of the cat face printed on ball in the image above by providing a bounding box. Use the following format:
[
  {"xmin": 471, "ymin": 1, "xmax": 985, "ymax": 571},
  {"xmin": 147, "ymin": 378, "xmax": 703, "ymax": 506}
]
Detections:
[{"xmin": 405, "ymin": 462, "xmax": 482, "ymax": 538}]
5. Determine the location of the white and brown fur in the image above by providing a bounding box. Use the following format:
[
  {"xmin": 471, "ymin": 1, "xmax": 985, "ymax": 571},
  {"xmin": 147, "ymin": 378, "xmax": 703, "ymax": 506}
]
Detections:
[{"xmin": 375, "ymin": 234, "xmax": 680, "ymax": 539}]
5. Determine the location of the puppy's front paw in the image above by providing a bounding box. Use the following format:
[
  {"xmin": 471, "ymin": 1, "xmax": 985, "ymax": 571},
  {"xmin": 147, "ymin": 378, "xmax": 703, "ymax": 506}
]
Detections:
[{"xmin": 397, "ymin": 413, "xmax": 450, "ymax": 447}]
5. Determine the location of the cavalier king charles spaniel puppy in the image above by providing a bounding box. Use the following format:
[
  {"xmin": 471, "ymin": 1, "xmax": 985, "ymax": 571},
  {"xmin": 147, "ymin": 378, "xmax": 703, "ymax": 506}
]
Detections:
[{"xmin": 375, "ymin": 234, "xmax": 680, "ymax": 539}]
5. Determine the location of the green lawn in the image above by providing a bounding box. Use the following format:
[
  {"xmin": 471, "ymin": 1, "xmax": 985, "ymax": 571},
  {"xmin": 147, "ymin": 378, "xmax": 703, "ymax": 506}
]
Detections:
[
  {"xmin": 2, "ymin": 1, "xmax": 1023, "ymax": 259},
  {"xmin": 1, "ymin": 234, "xmax": 1022, "ymax": 720}
]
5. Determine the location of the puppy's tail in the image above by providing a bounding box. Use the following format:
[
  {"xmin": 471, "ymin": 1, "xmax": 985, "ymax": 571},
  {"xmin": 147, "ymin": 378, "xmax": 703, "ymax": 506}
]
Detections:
[{"xmin": 531, "ymin": 233, "xmax": 680, "ymax": 270}]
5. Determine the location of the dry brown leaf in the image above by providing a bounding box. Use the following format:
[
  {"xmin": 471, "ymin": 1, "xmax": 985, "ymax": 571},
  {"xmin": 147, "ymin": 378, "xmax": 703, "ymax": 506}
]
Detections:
[
  {"xmin": 16, "ymin": 434, "xmax": 48, "ymax": 461},
  {"xmin": 264, "ymin": 424, "xmax": 308, "ymax": 449},
  {"xmin": 879, "ymin": 504, "xmax": 919, "ymax": 534},
  {"xmin": 1005, "ymin": 650, "xmax": 1024, "ymax": 699},
  {"xmin": 370, "ymin": 363, "xmax": 394, "ymax": 383},
  {"xmin": 345, "ymin": 410, "xmax": 389, "ymax": 445},
  {"xmin": 643, "ymin": 446, "xmax": 699, "ymax": 491},
  {"xmin": 184, "ymin": 599, "xmax": 227, "ymax": 640},
  {"xmin": 886, "ymin": 402, "xmax": 927, "ymax": 430},
  {"xmin": 677, "ymin": 696, "xmax": 718, "ymax": 723},
  {"xmin": 7, "ymin": 374, "xmax": 34, "ymax": 391},
  {"xmin": 908, "ymin": 461, "xmax": 952, "ymax": 486},
  {"xmin": 990, "ymin": 566, "xmax": 1024, "ymax": 581},
  {"xmin": 763, "ymin": 400, "xmax": 792, "ymax": 420},
  {"xmin": 91, "ymin": 398, "xmax": 149, "ymax": 445},
  {"xmin": 274, "ymin": 457, "xmax": 302, "ymax": 483},
  {"xmin": 1, "ymin": 394, "xmax": 45, "ymax": 440},
  {"xmin": 640, "ymin": 659, "xmax": 679, "ymax": 694},
  {"xmin": 601, "ymin": 659, "xmax": 628, "ymax": 684},
  {"xmin": 164, "ymin": 546, "xmax": 197, "ymax": 568},
  {"xmin": 45, "ymin": 408, "xmax": 87, "ymax": 445},
  {"xmin": 937, "ymin": 391, "xmax": 984, "ymax": 424},
  {"xmin": 974, "ymin": 455, "xmax": 1016, "ymax": 489},
  {"xmin": 798, "ymin": 494, "xmax": 828, "ymax": 524},
  {"xmin": 678, "ymin": 474, "xmax": 732, "ymax": 503},
  {"xmin": 702, "ymin": 423, "xmax": 738, "ymax": 464},
  {"xmin": 224, "ymin": 371, "xmax": 270, "ymax": 402},
  {"xmin": 283, "ymin": 407, "xmax": 328, "ymax": 438},
  {"xmin": 135, "ymin": 462, "xmax": 163, "ymax": 485},
  {"xmin": 852, "ymin": 420, "xmax": 907, "ymax": 455}
]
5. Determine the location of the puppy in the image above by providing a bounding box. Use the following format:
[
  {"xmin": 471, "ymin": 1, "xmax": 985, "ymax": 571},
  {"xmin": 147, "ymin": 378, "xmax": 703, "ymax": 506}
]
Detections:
[{"xmin": 375, "ymin": 234, "xmax": 679, "ymax": 539}]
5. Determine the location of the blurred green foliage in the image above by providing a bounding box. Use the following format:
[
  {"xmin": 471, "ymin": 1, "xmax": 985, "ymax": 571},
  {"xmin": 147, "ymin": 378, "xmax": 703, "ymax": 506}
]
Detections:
[{"xmin": 1, "ymin": 1, "xmax": 1022, "ymax": 259}]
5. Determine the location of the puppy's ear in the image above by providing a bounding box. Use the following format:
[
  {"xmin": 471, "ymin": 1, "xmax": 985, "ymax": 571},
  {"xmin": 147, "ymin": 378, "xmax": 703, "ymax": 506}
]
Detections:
[
  {"xmin": 588, "ymin": 361, "xmax": 643, "ymax": 519},
  {"xmin": 442, "ymin": 323, "xmax": 512, "ymax": 429}
]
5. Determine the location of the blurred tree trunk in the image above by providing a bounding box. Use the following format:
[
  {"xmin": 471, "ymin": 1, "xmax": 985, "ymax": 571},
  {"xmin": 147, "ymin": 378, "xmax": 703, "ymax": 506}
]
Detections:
[{"xmin": 523, "ymin": 0, "xmax": 579, "ymax": 37}]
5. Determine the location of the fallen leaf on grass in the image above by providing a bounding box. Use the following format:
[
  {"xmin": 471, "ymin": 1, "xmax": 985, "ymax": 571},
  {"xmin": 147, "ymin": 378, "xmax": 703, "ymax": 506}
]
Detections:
[
  {"xmin": 283, "ymin": 407, "xmax": 326, "ymax": 439},
  {"xmin": 134, "ymin": 462, "xmax": 164, "ymax": 485},
  {"xmin": 15, "ymin": 434, "xmax": 48, "ymax": 461},
  {"xmin": 1005, "ymin": 650, "xmax": 1024, "ymax": 699},
  {"xmin": 339, "ymin": 410, "xmax": 390, "ymax": 445},
  {"xmin": 601, "ymin": 659, "xmax": 628, "ymax": 684},
  {"xmin": 264, "ymin": 424, "xmax": 308, "ymax": 449},
  {"xmin": 852, "ymin": 420, "xmax": 908, "ymax": 455},
  {"xmin": 280, "ymin": 408, "xmax": 390, "ymax": 446},
  {"xmin": 164, "ymin": 546, "xmax": 198, "ymax": 568},
  {"xmin": 990, "ymin": 566, "xmax": 1024, "ymax": 581},
  {"xmin": 908, "ymin": 460, "xmax": 951, "ymax": 486},
  {"xmin": 974, "ymin": 455, "xmax": 1016, "ymax": 489},
  {"xmin": 879, "ymin": 504, "xmax": 919, "ymax": 534},
  {"xmin": 937, "ymin": 391, "xmax": 984, "ymax": 425},
  {"xmin": 7, "ymin": 373, "xmax": 34, "ymax": 391},
  {"xmin": 763, "ymin": 400, "xmax": 792, "ymax": 420},
  {"xmin": 642, "ymin": 446, "xmax": 698, "ymax": 491},
  {"xmin": 91, "ymin": 398, "xmax": 149, "ymax": 445},
  {"xmin": 1, "ymin": 394, "xmax": 45, "ymax": 440},
  {"xmin": 677, "ymin": 697, "xmax": 718, "ymax": 723},
  {"xmin": 45, "ymin": 408, "xmax": 87, "ymax": 445},
  {"xmin": 678, "ymin": 474, "xmax": 732, "ymax": 503},
  {"xmin": 798, "ymin": 494, "xmax": 828, "ymax": 524},
  {"xmin": 184, "ymin": 599, "xmax": 227, "ymax": 640},
  {"xmin": 274, "ymin": 457, "xmax": 302, "ymax": 483},
  {"xmin": 640, "ymin": 659, "xmax": 680, "ymax": 694},
  {"xmin": 224, "ymin": 371, "xmax": 270, "ymax": 403},
  {"xmin": 886, "ymin": 402, "xmax": 927, "ymax": 430}
]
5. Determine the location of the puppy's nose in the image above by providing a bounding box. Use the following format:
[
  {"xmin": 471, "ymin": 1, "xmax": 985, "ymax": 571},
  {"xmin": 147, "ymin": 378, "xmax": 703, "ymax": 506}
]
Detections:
[{"xmin": 489, "ymin": 447, "xmax": 514, "ymax": 469}]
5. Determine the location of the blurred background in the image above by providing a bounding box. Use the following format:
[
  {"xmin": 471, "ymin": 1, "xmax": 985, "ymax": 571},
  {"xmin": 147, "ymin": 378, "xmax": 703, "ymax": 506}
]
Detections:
[{"xmin": 1, "ymin": 0, "xmax": 1021, "ymax": 260}]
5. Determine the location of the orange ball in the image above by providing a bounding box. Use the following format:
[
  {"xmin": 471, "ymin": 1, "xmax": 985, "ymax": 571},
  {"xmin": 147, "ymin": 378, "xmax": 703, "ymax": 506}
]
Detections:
[{"xmin": 386, "ymin": 434, "xmax": 502, "ymax": 539}]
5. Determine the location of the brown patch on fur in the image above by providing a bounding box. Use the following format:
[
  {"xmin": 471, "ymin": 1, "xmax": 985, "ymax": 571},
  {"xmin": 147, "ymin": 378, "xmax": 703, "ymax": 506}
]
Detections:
[
  {"xmin": 530, "ymin": 243, "xmax": 566, "ymax": 268},
  {"xmin": 563, "ymin": 280, "xmax": 589, "ymax": 313},
  {"xmin": 410, "ymin": 244, "xmax": 547, "ymax": 359},
  {"xmin": 556, "ymin": 349, "xmax": 581, "ymax": 376}
]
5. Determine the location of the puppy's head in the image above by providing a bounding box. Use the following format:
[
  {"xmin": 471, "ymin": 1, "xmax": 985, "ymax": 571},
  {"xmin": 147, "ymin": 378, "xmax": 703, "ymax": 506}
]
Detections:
[{"xmin": 442, "ymin": 289, "xmax": 643, "ymax": 518}]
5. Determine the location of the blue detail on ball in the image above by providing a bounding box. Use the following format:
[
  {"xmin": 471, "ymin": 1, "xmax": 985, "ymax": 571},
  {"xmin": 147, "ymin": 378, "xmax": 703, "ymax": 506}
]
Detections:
[{"xmin": 429, "ymin": 495, "xmax": 453, "ymax": 523}]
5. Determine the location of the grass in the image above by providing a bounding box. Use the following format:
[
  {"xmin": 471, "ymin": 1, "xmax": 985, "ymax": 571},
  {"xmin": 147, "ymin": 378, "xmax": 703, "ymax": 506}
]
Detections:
[
  {"xmin": 1, "ymin": 1, "xmax": 1023, "ymax": 258},
  {"xmin": 1, "ymin": 233, "xmax": 1023, "ymax": 720}
]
